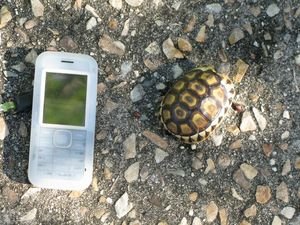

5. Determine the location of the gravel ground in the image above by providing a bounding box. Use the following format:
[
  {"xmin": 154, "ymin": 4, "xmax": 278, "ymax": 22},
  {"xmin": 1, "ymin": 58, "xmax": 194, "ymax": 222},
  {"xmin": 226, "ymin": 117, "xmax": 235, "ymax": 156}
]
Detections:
[{"xmin": 0, "ymin": 0, "xmax": 300, "ymax": 224}]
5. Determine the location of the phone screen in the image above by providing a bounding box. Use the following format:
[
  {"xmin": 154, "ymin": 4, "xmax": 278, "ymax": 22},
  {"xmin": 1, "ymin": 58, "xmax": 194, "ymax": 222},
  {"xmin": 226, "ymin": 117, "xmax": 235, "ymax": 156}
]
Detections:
[{"xmin": 43, "ymin": 72, "xmax": 87, "ymax": 126}]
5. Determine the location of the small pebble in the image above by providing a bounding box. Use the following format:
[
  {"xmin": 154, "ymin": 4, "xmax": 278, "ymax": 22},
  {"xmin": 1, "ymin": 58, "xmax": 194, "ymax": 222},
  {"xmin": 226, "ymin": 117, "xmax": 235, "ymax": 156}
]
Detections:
[
  {"xmin": 60, "ymin": 36, "xmax": 78, "ymax": 51},
  {"xmin": 155, "ymin": 148, "xmax": 169, "ymax": 163},
  {"xmin": 192, "ymin": 217, "xmax": 202, "ymax": 225},
  {"xmin": 281, "ymin": 159, "xmax": 291, "ymax": 176},
  {"xmin": 240, "ymin": 163, "xmax": 258, "ymax": 180},
  {"xmin": 192, "ymin": 157, "xmax": 204, "ymax": 170},
  {"xmin": 295, "ymin": 54, "xmax": 300, "ymax": 66},
  {"xmin": 270, "ymin": 159, "xmax": 276, "ymax": 166},
  {"xmin": 130, "ymin": 84, "xmax": 145, "ymax": 102},
  {"xmin": 30, "ymin": 0, "xmax": 44, "ymax": 17},
  {"xmin": 86, "ymin": 17, "xmax": 97, "ymax": 30},
  {"xmin": 121, "ymin": 19, "xmax": 130, "ymax": 36},
  {"xmin": 162, "ymin": 38, "xmax": 184, "ymax": 59},
  {"xmin": 189, "ymin": 192, "xmax": 198, "ymax": 202},
  {"xmin": 115, "ymin": 192, "xmax": 134, "ymax": 218},
  {"xmin": 25, "ymin": 49, "xmax": 38, "ymax": 65},
  {"xmin": 98, "ymin": 35, "xmax": 125, "ymax": 56},
  {"xmin": 240, "ymin": 111, "xmax": 257, "ymax": 132},
  {"xmin": 195, "ymin": 25, "xmax": 206, "ymax": 43},
  {"xmin": 206, "ymin": 3, "xmax": 222, "ymax": 14},
  {"xmin": 142, "ymin": 130, "xmax": 168, "ymax": 150},
  {"xmin": 263, "ymin": 143, "xmax": 273, "ymax": 157},
  {"xmin": 283, "ymin": 110, "xmax": 290, "ymax": 119},
  {"xmin": 211, "ymin": 134, "xmax": 223, "ymax": 146},
  {"xmin": 156, "ymin": 83, "xmax": 166, "ymax": 90},
  {"xmin": 125, "ymin": 0, "xmax": 144, "ymax": 7},
  {"xmin": 233, "ymin": 169, "xmax": 251, "ymax": 190},
  {"xmin": 266, "ymin": 3, "xmax": 280, "ymax": 17},
  {"xmin": 178, "ymin": 37, "xmax": 192, "ymax": 52},
  {"xmin": 124, "ymin": 162, "xmax": 140, "ymax": 183},
  {"xmin": 24, "ymin": 19, "xmax": 38, "ymax": 29},
  {"xmin": 0, "ymin": 117, "xmax": 9, "ymax": 140},
  {"xmin": 272, "ymin": 216, "xmax": 282, "ymax": 225},
  {"xmin": 252, "ymin": 107, "xmax": 267, "ymax": 131},
  {"xmin": 295, "ymin": 157, "xmax": 300, "ymax": 169},
  {"xmin": 20, "ymin": 208, "xmax": 37, "ymax": 222},
  {"xmin": 172, "ymin": 64, "xmax": 183, "ymax": 79},
  {"xmin": 229, "ymin": 28, "xmax": 245, "ymax": 45},
  {"xmin": 256, "ymin": 185, "xmax": 272, "ymax": 204},
  {"xmin": 121, "ymin": 61, "xmax": 133, "ymax": 77},
  {"xmin": 179, "ymin": 217, "xmax": 188, "ymax": 225},
  {"xmin": 206, "ymin": 201, "xmax": 218, "ymax": 223},
  {"xmin": 229, "ymin": 139, "xmax": 242, "ymax": 150},
  {"xmin": 123, "ymin": 133, "xmax": 136, "ymax": 159},
  {"xmin": 183, "ymin": 15, "xmax": 196, "ymax": 33},
  {"xmin": 109, "ymin": 0, "xmax": 122, "ymax": 10},
  {"xmin": 219, "ymin": 209, "xmax": 229, "ymax": 225},
  {"xmin": 276, "ymin": 182, "xmax": 289, "ymax": 203},
  {"xmin": 217, "ymin": 154, "xmax": 231, "ymax": 169},
  {"xmin": 232, "ymin": 188, "xmax": 244, "ymax": 201},
  {"xmin": 145, "ymin": 41, "xmax": 161, "ymax": 55},
  {"xmin": 281, "ymin": 131, "xmax": 290, "ymax": 140},
  {"xmin": 274, "ymin": 50, "xmax": 284, "ymax": 60},
  {"xmin": 280, "ymin": 206, "xmax": 295, "ymax": 219},
  {"xmin": 244, "ymin": 204, "xmax": 257, "ymax": 218},
  {"xmin": 204, "ymin": 158, "xmax": 215, "ymax": 174},
  {"xmin": 0, "ymin": 6, "xmax": 12, "ymax": 29}
]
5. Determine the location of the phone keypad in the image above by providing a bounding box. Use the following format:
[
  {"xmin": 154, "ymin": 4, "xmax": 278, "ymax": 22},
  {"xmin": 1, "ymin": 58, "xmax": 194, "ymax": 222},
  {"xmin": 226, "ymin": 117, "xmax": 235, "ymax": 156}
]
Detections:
[{"xmin": 36, "ymin": 128, "xmax": 87, "ymax": 178}]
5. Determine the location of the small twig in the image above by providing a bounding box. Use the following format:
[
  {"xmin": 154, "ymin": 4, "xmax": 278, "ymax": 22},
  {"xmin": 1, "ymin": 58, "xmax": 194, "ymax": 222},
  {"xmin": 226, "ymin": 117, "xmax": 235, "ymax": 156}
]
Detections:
[
  {"xmin": 293, "ymin": 69, "xmax": 300, "ymax": 93},
  {"xmin": 109, "ymin": 175, "xmax": 120, "ymax": 192}
]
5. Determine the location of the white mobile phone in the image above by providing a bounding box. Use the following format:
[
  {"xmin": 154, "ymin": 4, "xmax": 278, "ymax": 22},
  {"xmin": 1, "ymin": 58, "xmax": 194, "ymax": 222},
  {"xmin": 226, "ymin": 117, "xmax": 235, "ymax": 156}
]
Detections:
[{"xmin": 28, "ymin": 51, "xmax": 98, "ymax": 190}]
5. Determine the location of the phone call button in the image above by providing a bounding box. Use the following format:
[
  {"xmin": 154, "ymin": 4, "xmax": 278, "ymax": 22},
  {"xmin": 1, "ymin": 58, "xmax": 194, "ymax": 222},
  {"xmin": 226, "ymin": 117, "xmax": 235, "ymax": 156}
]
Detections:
[{"xmin": 53, "ymin": 130, "xmax": 72, "ymax": 148}]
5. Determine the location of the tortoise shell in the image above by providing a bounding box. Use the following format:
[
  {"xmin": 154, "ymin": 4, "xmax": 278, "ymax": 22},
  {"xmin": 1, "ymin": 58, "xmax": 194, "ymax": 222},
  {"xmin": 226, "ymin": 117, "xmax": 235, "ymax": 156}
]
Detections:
[{"xmin": 160, "ymin": 66, "xmax": 235, "ymax": 144}]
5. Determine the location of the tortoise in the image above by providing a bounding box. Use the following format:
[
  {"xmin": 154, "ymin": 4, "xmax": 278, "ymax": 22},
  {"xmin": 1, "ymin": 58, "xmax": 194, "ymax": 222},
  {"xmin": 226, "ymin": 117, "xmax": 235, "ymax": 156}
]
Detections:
[{"xmin": 159, "ymin": 66, "xmax": 235, "ymax": 144}]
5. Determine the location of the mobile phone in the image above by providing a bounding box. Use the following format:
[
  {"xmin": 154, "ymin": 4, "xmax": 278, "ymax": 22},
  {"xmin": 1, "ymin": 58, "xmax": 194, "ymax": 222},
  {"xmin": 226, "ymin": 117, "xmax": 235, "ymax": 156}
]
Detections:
[{"xmin": 28, "ymin": 52, "xmax": 98, "ymax": 190}]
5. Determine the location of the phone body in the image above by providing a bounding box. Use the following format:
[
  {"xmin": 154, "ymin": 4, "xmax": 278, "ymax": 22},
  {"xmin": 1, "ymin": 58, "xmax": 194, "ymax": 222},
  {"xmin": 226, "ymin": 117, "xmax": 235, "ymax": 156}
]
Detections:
[{"xmin": 28, "ymin": 52, "xmax": 98, "ymax": 190}]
